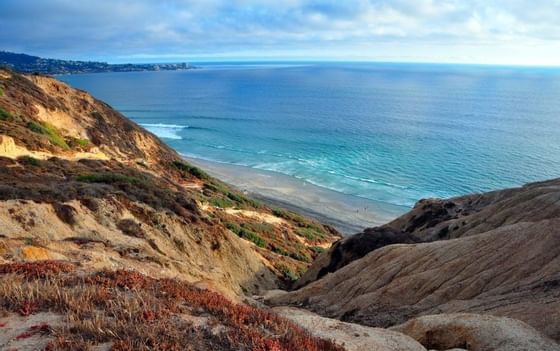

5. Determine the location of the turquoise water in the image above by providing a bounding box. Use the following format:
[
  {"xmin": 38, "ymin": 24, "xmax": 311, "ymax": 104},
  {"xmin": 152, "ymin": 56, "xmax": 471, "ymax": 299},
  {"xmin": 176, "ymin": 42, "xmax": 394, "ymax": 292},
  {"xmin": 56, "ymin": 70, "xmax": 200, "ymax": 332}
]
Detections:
[{"xmin": 60, "ymin": 63, "xmax": 560, "ymax": 213}]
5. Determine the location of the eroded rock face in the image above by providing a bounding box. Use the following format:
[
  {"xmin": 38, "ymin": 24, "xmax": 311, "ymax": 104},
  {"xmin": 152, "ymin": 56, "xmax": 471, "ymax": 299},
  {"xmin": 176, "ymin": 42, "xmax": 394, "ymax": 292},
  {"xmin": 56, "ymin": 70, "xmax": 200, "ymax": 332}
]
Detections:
[
  {"xmin": 269, "ymin": 180, "xmax": 560, "ymax": 343},
  {"xmin": 295, "ymin": 179, "xmax": 560, "ymax": 292},
  {"xmin": 0, "ymin": 69, "xmax": 341, "ymax": 299},
  {"xmin": 391, "ymin": 314, "xmax": 560, "ymax": 351},
  {"xmin": 294, "ymin": 227, "xmax": 418, "ymax": 289},
  {"xmin": 273, "ymin": 307, "xmax": 427, "ymax": 351}
]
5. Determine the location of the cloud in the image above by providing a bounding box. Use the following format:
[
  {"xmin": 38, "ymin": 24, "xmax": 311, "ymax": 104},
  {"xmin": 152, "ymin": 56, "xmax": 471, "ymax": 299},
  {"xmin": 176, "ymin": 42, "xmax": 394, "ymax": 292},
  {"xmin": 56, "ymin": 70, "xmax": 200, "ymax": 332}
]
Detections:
[{"xmin": 0, "ymin": 0, "xmax": 559, "ymax": 65}]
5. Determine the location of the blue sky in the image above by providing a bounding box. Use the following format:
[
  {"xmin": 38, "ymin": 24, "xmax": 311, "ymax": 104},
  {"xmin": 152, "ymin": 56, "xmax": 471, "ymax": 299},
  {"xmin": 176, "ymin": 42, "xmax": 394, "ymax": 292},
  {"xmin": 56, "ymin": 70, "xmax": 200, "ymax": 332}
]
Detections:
[{"xmin": 1, "ymin": 0, "xmax": 559, "ymax": 65}]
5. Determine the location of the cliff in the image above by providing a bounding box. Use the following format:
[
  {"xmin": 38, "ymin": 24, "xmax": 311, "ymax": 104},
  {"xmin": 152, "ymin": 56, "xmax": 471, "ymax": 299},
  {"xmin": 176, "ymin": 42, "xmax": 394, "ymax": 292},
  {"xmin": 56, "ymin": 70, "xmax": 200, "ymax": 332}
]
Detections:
[
  {"xmin": 0, "ymin": 68, "xmax": 345, "ymax": 349},
  {"xmin": 1, "ymin": 67, "xmax": 559, "ymax": 350},
  {"xmin": 267, "ymin": 178, "xmax": 560, "ymax": 349}
]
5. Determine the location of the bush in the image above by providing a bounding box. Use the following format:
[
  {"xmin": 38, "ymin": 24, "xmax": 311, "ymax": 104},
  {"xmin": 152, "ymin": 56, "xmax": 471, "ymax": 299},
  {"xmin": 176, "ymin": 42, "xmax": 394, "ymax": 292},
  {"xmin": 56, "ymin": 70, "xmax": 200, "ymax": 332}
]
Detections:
[
  {"xmin": 311, "ymin": 246, "xmax": 326, "ymax": 254},
  {"xmin": 272, "ymin": 208, "xmax": 306, "ymax": 226},
  {"xmin": 226, "ymin": 192, "xmax": 245, "ymax": 203},
  {"xmin": 278, "ymin": 264, "xmax": 299, "ymax": 282},
  {"xmin": 26, "ymin": 121, "xmax": 69, "ymax": 149},
  {"xmin": 273, "ymin": 246, "xmax": 290, "ymax": 257},
  {"xmin": 289, "ymin": 252, "xmax": 311, "ymax": 263},
  {"xmin": 76, "ymin": 172, "xmax": 147, "ymax": 186},
  {"xmin": 67, "ymin": 137, "xmax": 90, "ymax": 149},
  {"xmin": 204, "ymin": 182, "xmax": 229, "ymax": 194},
  {"xmin": 245, "ymin": 222, "xmax": 274, "ymax": 234},
  {"xmin": 19, "ymin": 156, "xmax": 40, "ymax": 166},
  {"xmin": 225, "ymin": 222, "xmax": 267, "ymax": 248},
  {"xmin": 209, "ymin": 196, "xmax": 235, "ymax": 209},
  {"xmin": 0, "ymin": 107, "xmax": 12, "ymax": 120},
  {"xmin": 296, "ymin": 227, "xmax": 325, "ymax": 241},
  {"xmin": 171, "ymin": 161, "xmax": 210, "ymax": 181}
]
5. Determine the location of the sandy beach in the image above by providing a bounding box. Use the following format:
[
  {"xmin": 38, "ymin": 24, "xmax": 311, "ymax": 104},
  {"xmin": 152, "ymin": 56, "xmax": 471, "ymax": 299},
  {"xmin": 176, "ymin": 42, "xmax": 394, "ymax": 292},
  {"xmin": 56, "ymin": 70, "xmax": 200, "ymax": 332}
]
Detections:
[{"xmin": 183, "ymin": 156, "xmax": 407, "ymax": 235}]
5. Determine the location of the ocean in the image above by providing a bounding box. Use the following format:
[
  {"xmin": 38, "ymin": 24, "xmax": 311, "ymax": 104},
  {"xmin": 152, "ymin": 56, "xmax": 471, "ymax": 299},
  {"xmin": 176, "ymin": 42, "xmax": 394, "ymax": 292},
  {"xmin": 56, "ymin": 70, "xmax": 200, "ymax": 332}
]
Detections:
[{"xmin": 60, "ymin": 62, "xmax": 560, "ymax": 222}]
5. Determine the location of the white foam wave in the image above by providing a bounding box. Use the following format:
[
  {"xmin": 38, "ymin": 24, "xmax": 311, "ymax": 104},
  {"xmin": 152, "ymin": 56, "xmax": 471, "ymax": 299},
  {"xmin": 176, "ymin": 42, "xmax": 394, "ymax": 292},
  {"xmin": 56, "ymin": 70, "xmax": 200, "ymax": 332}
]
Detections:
[{"xmin": 140, "ymin": 123, "xmax": 188, "ymax": 140}]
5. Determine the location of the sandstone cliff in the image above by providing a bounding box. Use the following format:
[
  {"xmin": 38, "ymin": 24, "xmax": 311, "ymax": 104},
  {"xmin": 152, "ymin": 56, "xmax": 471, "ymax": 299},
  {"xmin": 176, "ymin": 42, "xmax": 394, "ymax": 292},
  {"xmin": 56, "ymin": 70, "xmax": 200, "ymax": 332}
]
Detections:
[
  {"xmin": 0, "ymin": 68, "xmax": 341, "ymax": 298},
  {"xmin": 268, "ymin": 179, "xmax": 560, "ymax": 348}
]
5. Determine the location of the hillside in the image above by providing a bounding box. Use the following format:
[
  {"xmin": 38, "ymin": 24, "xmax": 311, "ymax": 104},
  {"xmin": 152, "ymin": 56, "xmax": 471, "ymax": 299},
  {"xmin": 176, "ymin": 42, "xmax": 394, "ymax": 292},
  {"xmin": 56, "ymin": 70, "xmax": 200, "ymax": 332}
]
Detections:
[
  {"xmin": 0, "ymin": 67, "xmax": 351, "ymax": 349},
  {"xmin": 0, "ymin": 51, "xmax": 194, "ymax": 75},
  {"xmin": 267, "ymin": 179, "xmax": 560, "ymax": 349},
  {"xmin": 1, "ymin": 67, "xmax": 559, "ymax": 350}
]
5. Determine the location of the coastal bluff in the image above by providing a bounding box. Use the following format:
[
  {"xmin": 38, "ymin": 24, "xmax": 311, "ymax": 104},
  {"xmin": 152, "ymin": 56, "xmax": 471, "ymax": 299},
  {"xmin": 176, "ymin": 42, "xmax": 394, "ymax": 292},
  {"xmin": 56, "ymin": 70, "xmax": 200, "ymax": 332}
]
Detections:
[
  {"xmin": 0, "ymin": 68, "xmax": 558, "ymax": 350},
  {"xmin": 267, "ymin": 178, "xmax": 560, "ymax": 349}
]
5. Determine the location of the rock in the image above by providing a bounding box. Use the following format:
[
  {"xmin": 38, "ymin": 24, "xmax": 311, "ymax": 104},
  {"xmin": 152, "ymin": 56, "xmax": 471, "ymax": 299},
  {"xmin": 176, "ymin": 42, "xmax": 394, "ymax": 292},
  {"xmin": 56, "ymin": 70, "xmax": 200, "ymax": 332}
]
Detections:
[
  {"xmin": 391, "ymin": 313, "xmax": 560, "ymax": 351},
  {"xmin": 269, "ymin": 217, "xmax": 560, "ymax": 341},
  {"xmin": 272, "ymin": 306, "xmax": 427, "ymax": 351},
  {"xmin": 295, "ymin": 179, "xmax": 560, "ymax": 291},
  {"xmin": 294, "ymin": 227, "xmax": 418, "ymax": 289}
]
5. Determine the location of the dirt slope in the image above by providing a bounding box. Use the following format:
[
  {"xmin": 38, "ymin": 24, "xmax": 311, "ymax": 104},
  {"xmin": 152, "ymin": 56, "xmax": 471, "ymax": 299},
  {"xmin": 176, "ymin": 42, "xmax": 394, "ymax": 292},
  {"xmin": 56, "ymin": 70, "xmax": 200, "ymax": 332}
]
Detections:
[
  {"xmin": 268, "ymin": 180, "xmax": 560, "ymax": 344},
  {"xmin": 0, "ymin": 68, "xmax": 341, "ymax": 299}
]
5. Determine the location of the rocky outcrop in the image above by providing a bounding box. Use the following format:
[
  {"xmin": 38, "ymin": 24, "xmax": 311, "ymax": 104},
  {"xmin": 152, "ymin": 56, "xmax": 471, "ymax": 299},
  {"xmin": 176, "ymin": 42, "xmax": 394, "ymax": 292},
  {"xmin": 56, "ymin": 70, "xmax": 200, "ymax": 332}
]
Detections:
[
  {"xmin": 268, "ymin": 179, "xmax": 560, "ymax": 344},
  {"xmin": 391, "ymin": 314, "xmax": 560, "ymax": 351},
  {"xmin": 296, "ymin": 178, "xmax": 560, "ymax": 290},
  {"xmin": 272, "ymin": 307, "xmax": 427, "ymax": 351},
  {"xmin": 385, "ymin": 179, "xmax": 560, "ymax": 241},
  {"xmin": 294, "ymin": 227, "xmax": 418, "ymax": 289}
]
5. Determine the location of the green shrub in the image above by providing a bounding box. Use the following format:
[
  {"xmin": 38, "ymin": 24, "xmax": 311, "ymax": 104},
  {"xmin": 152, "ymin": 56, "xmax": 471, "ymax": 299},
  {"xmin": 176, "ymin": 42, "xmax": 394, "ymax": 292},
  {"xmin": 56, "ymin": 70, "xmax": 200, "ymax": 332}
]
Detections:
[
  {"xmin": 273, "ymin": 246, "xmax": 290, "ymax": 257},
  {"xmin": 171, "ymin": 161, "xmax": 210, "ymax": 181},
  {"xmin": 272, "ymin": 208, "xmax": 288, "ymax": 218},
  {"xmin": 246, "ymin": 232, "xmax": 267, "ymax": 248},
  {"xmin": 289, "ymin": 252, "xmax": 311, "ymax": 263},
  {"xmin": 225, "ymin": 222, "xmax": 267, "ymax": 248},
  {"xmin": 227, "ymin": 192, "xmax": 244, "ymax": 203},
  {"xmin": 204, "ymin": 182, "xmax": 229, "ymax": 194},
  {"xmin": 26, "ymin": 121, "xmax": 69, "ymax": 149},
  {"xmin": 209, "ymin": 196, "xmax": 235, "ymax": 209},
  {"xmin": 76, "ymin": 172, "xmax": 147, "ymax": 186},
  {"xmin": 311, "ymin": 246, "xmax": 326, "ymax": 254},
  {"xmin": 272, "ymin": 208, "xmax": 306, "ymax": 226},
  {"xmin": 19, "ymin": 156, "xmax": 41, "ymax": 166},
  {"xmin": 296, "ymin": 227, "xmax": 325, "ymax": 240},
  {"xmin": 0, "ymin": 107, "xmax": 12, "ymax": 121},
  {"xmin": 278, "ymin": 265, "xmax": 299, "ymax": 282},
  {"xmin": 0, "ymin": 85, "xmax": 4, "ymax": 97},
  {"xmin": 245, "ymin": 222, "xmax": 274, "ymax": 234}
]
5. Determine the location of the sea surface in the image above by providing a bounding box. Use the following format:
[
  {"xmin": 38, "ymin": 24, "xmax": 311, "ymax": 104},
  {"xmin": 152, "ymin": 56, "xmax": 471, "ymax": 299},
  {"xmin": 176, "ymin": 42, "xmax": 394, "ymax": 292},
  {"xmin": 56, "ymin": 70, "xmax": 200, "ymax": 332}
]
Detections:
[{"xmin": 60, "ymin": 62, "xmax": 560, "ymax": 217}]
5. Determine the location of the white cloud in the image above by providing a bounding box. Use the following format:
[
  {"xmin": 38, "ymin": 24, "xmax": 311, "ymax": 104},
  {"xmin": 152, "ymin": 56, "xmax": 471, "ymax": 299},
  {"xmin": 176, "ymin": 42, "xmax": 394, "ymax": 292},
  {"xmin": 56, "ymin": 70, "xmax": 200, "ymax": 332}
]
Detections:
[{"xmin": 0, "ymin": 0, "xmax": 559, "ymax": 65}]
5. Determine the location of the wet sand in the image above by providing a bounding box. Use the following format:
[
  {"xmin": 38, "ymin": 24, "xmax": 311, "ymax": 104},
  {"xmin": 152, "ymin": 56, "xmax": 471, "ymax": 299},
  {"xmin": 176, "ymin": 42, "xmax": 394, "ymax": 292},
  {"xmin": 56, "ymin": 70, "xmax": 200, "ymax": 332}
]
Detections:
[{"xmin": 183, "ymin": 156, "xmax": 408, "ymax": 235}]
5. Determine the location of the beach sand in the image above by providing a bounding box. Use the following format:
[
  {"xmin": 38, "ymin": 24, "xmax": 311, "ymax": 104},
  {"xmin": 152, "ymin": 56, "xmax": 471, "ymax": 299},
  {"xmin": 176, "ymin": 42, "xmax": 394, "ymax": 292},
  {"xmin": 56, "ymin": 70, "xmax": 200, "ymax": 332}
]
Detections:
[{"xmin": 183, "ymin": 156, "xmax": 407, "ymax": 235}]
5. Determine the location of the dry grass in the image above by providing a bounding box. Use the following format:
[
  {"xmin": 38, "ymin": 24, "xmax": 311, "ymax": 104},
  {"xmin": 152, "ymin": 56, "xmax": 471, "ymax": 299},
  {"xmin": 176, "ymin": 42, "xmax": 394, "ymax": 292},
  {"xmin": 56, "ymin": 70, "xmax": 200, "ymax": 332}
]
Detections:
[{"xmin": 0, "ymin": 261, "xmax": 344, "ymax": 351}]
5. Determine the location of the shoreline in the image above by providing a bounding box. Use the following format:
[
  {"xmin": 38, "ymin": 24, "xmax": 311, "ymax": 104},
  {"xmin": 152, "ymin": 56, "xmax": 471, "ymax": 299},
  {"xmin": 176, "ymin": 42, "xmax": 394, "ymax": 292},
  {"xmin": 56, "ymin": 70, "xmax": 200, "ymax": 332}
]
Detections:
[{"xmin": 183, "ymin": 156, "xmax": 408, "ymax": 235}]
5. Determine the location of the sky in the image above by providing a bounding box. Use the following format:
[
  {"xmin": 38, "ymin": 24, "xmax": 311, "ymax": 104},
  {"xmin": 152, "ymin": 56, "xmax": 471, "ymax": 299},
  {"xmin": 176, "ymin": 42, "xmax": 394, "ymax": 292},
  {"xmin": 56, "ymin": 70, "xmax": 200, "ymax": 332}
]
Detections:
[{"xmin": 1, "ymin": 0, "xmax": 560, "ymax": 65}]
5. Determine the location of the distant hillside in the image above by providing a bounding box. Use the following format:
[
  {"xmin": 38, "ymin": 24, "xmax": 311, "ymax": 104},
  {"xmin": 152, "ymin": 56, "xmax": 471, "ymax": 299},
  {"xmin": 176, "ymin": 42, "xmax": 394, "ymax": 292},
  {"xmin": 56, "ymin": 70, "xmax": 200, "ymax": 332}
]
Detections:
[{"xmin": 0, "ymin": 51, "xmax": 195, "ymax": 74}]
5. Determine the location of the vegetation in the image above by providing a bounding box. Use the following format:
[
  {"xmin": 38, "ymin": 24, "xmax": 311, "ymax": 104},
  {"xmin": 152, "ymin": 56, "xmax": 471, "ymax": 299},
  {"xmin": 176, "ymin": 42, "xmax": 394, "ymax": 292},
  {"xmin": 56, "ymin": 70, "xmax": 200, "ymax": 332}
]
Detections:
[
  {"xmin": 209, "ymin": 196, "xmax": 235, "ymax": 209},
  {"xmin": 19, "ymin": 156, "xmax": 41, "ymax": 166},
  {"xmin": 225, "ymin": 222, "xmax": 267, "ymax": 248},
  {"xmin": 244, "ymin": 222, "xmax": 274, "ymax": 234},
  {"xmin": 278, "ymin": 264, "xmax": 300, "ymax": 282},
  {"xmin": 273, "ymin": 246, "xmax": 291, "ymax": 257},
  {"xmin": 0, "ymin": 84, "xmax": 4, "ymax": 96},
  {"xmin": 26, "ymin": 121, "xmax": 69, "ymax": 149},
  {"xmin": 171, "ymin": 160, "xmax": 211, "ymax": 181},
  {"xmin": 76, "ymin": 172, "xmax": 148, "ymax": 186},
  {"xmin": 296, "ymin": 226, "xmax": 326, "ymax": 241},
  {"xmin": 311, "ymin": 246, "xmax": 326, "ymax": 254},
  {"xmin": 66, "ymin": 137, "xmax": 90, "ymax": 149},
  {"xmin": 0, "ymin": 107, "xmax": 12, "ymax": 120},
  {"xmin": 0, "ymin": 262, "xmax": 343, "ymax": 351}
]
